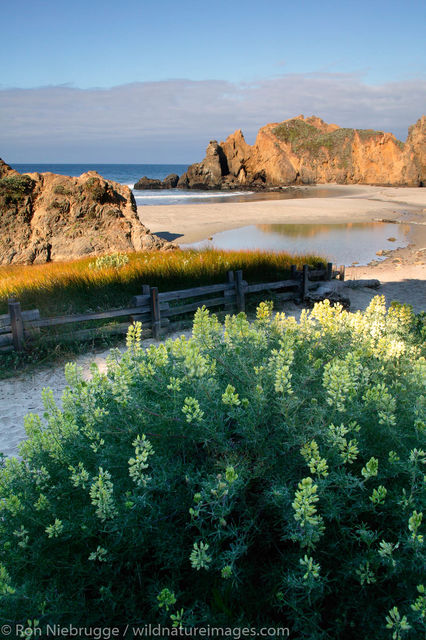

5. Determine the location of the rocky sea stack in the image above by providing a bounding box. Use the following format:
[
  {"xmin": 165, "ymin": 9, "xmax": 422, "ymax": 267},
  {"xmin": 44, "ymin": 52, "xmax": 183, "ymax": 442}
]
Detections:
[
  {"xmin": 177, "ymin": 115, "xmax": 425, "ymax": 190},
  {"xmin": 0, "ymin": 160, "xmax": 173, "ymax": 265},
  {"xmin": 134, "ymin": 174, "xmax": 179, "ymax": 190}
]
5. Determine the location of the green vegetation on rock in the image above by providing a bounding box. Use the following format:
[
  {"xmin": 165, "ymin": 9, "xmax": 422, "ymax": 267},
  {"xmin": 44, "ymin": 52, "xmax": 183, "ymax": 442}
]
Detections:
[
  {"xmin": 272, "ymin": 119, "xmax": 319, "ymax": 146},
  {"xmin": 53, "ymin": 184, "xmax": 72, "ymax": 196},
  {"xmin": 0, "ymin": 175, "xmax": 34, "ymax": 205},
  {"xmin": 272, "ymin": 120, "xmax": 398, "ymax": 172},
  {"xmin": 272, "ymin": 122, "xmax": 356, "ymax": 171},
  {"xmin": 84, "ymin": 176, "xmax": 110, "ymax": 203}
]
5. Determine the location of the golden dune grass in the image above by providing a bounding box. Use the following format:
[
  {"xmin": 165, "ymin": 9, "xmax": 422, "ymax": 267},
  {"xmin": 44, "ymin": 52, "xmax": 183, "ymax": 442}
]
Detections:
[{"xmin": 0, "ymin": 249, "xmax": 324, "ymax": 315}]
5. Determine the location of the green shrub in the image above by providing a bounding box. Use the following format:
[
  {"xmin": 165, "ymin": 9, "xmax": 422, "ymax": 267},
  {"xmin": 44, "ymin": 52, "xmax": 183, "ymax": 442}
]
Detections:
[
  {"xmin": 53, "ymin": 184, "xmax": 72, "ymax": 196},
  {"xmin": 0, "ymin": 297, "xmax": 424, "ymax": 637},
  {"xmin": 0, "ymin": 175, "xmax": 34, "ymax": 196},
  {"xmin": 84, "ymin": 176, "xmax": 107, "ymax": 203},
  {"xmin": 88, "ymin": 252, "xmax": 130, "ymax": 270},
  {"xmin": 0, "ymin": 175, "xmax": 34, "ymax": 205}
]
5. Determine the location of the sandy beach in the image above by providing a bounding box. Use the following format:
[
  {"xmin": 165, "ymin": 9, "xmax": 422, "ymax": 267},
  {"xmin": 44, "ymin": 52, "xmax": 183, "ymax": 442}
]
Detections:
[
  {"xmin": 137, "ymin": 184, "xmax": 426, "ymax": 244},
  {"xmin": 1, "ymin": 184, "xmax": 425, "ymax": 459}
]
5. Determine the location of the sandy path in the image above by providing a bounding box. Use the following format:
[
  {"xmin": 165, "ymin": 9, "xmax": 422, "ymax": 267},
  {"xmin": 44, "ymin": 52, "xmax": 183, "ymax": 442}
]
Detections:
[
  {"xmin": 1, "ymin": 185, "xmax": 425, "ymax": 459},
  {"xmin": 0, "ymin": 349, "xmax": 126, "ymax": 459},
  {"xmin": 0, "ymin": 332, "xmax": 190, "ymax": 459}
]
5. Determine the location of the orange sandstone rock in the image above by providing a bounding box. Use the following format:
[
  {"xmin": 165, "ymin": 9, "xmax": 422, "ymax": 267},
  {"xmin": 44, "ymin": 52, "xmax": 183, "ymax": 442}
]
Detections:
[
  {"xmin": 180, "ymin": 115, "xmax": 425, "ymax": 189},
  {"xmin": 405, "ymin": 116, "xmax": 426, "ymax": 185},
  {"xmin": 0, "ymin": 160, "xmax": 172, "ymax": 265}
]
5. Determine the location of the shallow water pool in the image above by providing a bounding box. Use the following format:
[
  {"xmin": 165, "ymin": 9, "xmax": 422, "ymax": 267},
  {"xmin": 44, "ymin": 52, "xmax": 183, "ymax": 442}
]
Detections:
[{"xmin": 185, "ymin": 222, "xmax": 411, "ymax": 266}]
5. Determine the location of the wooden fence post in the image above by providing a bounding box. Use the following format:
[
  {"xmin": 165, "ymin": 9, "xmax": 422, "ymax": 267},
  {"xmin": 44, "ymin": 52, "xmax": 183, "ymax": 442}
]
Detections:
[
  {"xmin": 8, "ymin": 298, "xmax": 24, "ymax": 351},
  {"xmin": 301, "ymin": 265, "xmax": 309, "ymax": 300},
  {"xmin": 326, "ymin": 262, "xmax": 333, "ymax": 281},
  {"xmin": 150, "ymin": 287, "xmax": 161, "ymax": 340},
  {"xmin": 142, "ymin": 284, "xmax": 150, "ymax": 295},
  {"xmin": 339, "ymin": 265, "xmax": 345, "ymax": 281},
  {"xmin": 235, "ymin": 270, "xmax": 246, "ymax": 313},
  {"xmin": 225, "ymin": 270, "xmax": 235, "ymax": 313},
  {"xmin": 226, "ymin": 270, "xmax": 234, "ymax": 284},
  {"xmin": 290, "ymin": 264, "xmax": 298, "ymax": 280}
]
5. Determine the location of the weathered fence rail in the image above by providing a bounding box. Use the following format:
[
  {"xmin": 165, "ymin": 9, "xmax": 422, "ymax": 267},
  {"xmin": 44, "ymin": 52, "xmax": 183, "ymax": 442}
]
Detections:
[{"xmin": 0, "ymin": 262, "xmax": 344, "ymax": 352}]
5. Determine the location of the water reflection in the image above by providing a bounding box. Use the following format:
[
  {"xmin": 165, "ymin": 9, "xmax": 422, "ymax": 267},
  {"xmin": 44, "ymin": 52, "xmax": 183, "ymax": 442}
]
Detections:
[
  {"xmin": 257, "ymin": 222, "xmax": 388, "ymax": 238},
  {"xmin": 186, "ymin": 222, "xmax": 411, "ymax": 266}
]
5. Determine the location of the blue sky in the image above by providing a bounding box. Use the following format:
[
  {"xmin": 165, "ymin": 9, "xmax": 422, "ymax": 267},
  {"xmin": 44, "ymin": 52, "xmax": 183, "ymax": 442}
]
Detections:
[{"xmin": 1, "ymin": 0, "xmax": 425, "ymax": 162}]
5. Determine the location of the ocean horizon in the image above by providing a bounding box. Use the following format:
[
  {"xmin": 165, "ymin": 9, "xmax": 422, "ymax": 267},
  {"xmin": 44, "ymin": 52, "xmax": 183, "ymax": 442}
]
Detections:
[
  {"xmin": 11, "ymin": 163, "xmax": 189, "ymax": 188},
  {"xmin": 10, "ymin": 163, "xmax": 262, "ymax": 206}
]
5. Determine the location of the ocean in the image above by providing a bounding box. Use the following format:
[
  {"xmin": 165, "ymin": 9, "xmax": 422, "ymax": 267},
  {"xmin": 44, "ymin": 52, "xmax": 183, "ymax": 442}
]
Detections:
[
  {"xmin": 11, "ymin": 163, "xmax": 257, "ymax": 206},
  {"xmin": 11, "ymin": 163, "xmax": 188, "ymax": 186}
]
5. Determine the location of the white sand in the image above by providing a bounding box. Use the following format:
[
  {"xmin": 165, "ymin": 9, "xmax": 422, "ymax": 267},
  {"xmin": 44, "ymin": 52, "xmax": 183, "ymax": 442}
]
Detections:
[{"xmin": 1, "ymin": 185, "xmax": 425, "ymax": 459}]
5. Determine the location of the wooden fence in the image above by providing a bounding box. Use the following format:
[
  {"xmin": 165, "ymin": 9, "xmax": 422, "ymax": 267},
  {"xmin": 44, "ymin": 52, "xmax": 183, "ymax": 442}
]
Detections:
[{"xmin": 0, "ymin": 263, "xmax": 344, "ymax": 353}]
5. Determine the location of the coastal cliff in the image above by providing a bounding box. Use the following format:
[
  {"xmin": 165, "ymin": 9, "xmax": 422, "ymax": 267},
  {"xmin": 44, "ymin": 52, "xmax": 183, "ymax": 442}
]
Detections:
[
  {"xmin": 0, "ymin": 160, "xmax": 172, "ymax": 265},
  {"xmin": 177, "ymin": 115, "xmax": 425, "ymax": 189}
]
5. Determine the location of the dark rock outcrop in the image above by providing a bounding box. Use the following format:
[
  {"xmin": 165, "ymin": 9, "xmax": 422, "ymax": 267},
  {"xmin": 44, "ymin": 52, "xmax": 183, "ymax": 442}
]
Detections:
[
  {"xmin": 163, "ymin": 173, "xmax": 179, "ymax": 189},
  {"xmin": 177, "ymin": 141, "xmax": 229, "ymax": 189},
  {"xmin": 0, "ymin": 160, "xmax": 173, "ymax": 265},
  {"xmin": 134, "ymin": 177, "xmax": 164, "ymax": 189},
  {"xmin": 178, "ymin": 115, "xmax": 425, "ymax": 189},
  {"xmin": 134, "ymin": 173, "xmax": 179, "ymax": 190}
]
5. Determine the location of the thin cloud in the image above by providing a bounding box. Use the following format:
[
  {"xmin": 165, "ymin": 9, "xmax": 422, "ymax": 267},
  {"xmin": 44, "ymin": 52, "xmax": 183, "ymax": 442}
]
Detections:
[{"xmin": 1, "ymin": 73, "xmax": 425, "ymax": 162}]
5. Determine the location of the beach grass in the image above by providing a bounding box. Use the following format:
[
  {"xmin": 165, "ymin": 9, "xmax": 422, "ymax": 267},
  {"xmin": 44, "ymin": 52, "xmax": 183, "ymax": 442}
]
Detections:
[{"xmin": 0, "ymin": 248, "xmax": 325, "ymax": 317}]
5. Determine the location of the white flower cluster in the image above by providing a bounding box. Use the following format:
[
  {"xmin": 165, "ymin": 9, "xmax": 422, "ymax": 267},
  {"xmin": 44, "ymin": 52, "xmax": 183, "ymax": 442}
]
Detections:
[
  {"xmin": 89, "ymin": 468, "xmax": 117, "ymax": 522},
  {"xmin": 128, "ymin": 435, "xmax": 155, "ymax": 488}
]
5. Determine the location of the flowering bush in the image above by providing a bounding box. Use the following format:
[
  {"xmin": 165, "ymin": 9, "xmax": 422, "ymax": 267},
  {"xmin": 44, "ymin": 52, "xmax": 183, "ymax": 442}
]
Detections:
[
  {"xmin": 88, "ymin": 252, "xmax": 129, "ymax": 270},
  {"xmin": 0, "ymin": 297, "xmax": 424, "ymax": 638}
]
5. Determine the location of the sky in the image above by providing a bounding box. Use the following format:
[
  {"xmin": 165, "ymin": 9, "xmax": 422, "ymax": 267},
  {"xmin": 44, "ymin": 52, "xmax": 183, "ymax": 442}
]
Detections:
[{"xmin": 1, "ymin": 0, "xmax": 425, "ymax": 162}]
